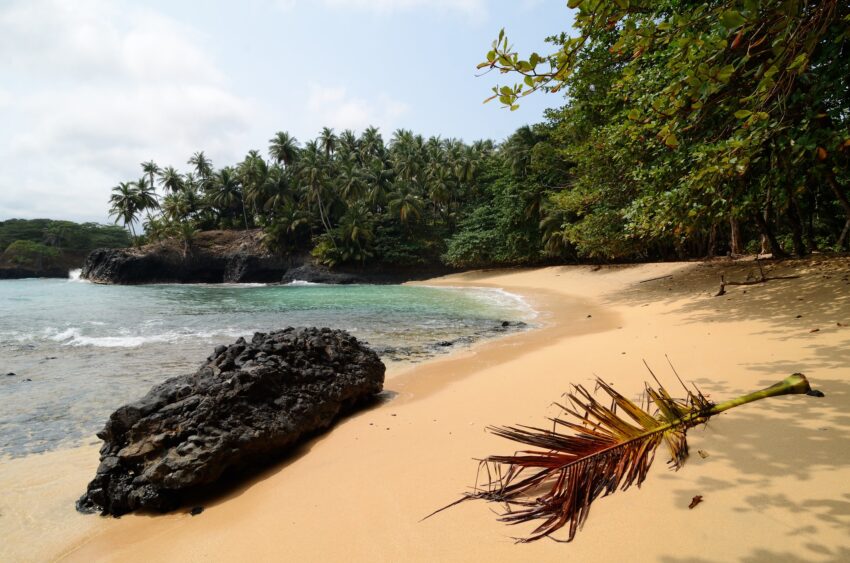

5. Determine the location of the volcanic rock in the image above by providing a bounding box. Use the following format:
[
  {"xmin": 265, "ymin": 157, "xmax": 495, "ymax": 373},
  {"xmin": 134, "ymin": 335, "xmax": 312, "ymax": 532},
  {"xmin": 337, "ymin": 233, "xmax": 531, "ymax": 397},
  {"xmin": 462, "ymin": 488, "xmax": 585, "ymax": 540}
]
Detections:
[{"xmin": 77, "ymin": 327, "xmax": 385, "ymax": 515}]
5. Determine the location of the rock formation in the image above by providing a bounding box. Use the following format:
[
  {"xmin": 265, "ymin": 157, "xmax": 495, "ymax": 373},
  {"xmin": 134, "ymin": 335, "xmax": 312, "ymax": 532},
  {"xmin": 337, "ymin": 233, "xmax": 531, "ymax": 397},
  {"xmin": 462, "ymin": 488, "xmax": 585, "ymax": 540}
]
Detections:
[{"xmin": 77, "ymin": 327, "xmax": 385, "ymax": 515}]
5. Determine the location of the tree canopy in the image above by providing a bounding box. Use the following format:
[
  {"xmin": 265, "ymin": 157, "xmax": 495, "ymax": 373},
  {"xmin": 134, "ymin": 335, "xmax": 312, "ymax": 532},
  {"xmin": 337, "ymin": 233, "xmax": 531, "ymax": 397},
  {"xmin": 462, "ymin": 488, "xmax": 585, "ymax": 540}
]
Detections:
[
  {"xmin": 104, "ymin": 2, "xmax": 849, "ymax": 267},
  {"xmin": 480, "ymin": 0, "xmax": 850, "ymax": 258}
]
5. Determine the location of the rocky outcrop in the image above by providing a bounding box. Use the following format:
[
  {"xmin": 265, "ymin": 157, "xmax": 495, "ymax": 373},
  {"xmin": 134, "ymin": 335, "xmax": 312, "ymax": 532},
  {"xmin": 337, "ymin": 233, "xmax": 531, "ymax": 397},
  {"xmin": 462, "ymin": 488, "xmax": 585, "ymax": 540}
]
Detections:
[
  {"xmin": 81, "ymin": 229, "xmax": 456, "ymax": 285},
  {"xmin": 81, "ymin": 230, "xmax": 295, "ymax": 284},
  {"xmin": 77, "ymin": 328, "xmax": 385, "ymax": 516}
]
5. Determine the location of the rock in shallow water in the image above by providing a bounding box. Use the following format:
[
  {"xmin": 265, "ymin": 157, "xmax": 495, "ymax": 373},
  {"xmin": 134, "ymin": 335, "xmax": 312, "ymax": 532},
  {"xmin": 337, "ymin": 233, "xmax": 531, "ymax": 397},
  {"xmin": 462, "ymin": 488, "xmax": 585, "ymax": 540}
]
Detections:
[{"xmin": 77, "ymin": 327, "xmax": 385, "ymax": 516}]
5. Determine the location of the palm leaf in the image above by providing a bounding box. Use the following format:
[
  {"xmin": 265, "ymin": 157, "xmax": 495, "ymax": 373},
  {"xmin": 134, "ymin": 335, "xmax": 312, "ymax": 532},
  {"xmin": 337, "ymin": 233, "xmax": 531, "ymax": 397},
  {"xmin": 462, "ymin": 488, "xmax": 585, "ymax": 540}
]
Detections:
[{"xmin": 428, "ymin": 371, "xmax": 815, "ymax": 543}]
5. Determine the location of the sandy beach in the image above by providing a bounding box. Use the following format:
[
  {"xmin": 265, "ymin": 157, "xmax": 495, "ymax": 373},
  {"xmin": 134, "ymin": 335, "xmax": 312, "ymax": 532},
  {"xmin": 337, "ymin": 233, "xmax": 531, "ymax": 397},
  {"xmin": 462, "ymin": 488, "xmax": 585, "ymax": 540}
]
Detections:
[{"xmin": 3, "ymin": 259, "xmax": 850, "ymax": 562}]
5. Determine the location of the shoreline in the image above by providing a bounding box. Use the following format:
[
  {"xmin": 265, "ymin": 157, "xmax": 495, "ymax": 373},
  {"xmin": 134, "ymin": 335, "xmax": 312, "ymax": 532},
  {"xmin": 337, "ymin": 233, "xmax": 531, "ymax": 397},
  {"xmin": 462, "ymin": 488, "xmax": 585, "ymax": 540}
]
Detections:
[{"xmin": 2, "ymin": 259, "xmax": 849, "ymax": 562}]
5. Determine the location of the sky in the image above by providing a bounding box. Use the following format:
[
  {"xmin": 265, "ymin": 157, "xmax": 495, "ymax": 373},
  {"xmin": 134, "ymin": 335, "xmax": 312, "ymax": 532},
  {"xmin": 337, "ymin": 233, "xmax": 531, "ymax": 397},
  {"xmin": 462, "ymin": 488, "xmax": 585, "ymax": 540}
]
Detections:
[{"xmin": 0, "ymin": 0, "xmax": 571, "ymax": 224}]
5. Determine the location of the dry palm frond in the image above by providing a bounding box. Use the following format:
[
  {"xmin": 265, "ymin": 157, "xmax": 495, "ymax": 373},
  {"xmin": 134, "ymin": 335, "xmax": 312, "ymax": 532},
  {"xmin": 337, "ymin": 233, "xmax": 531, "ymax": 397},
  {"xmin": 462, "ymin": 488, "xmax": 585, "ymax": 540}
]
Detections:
[{"xmin": 428, "ymin": 371, "xmax": 815, "ymax": 543}]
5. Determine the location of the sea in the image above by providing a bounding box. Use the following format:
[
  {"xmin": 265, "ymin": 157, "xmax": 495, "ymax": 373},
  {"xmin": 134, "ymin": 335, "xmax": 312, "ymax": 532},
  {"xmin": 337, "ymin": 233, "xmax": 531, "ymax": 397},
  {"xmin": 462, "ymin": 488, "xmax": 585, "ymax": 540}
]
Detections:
[{"xmin": 0, "ymin": 271, "xmax": 535, "ymax": 458}]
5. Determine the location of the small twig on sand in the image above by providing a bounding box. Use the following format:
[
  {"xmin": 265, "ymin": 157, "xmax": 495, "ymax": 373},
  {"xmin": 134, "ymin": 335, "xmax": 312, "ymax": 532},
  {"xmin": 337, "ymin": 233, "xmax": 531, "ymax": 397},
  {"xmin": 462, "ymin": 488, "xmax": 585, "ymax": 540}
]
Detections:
[{"xmin": 639, "ymin": 274, "xmax": 674, "ymax": 284}]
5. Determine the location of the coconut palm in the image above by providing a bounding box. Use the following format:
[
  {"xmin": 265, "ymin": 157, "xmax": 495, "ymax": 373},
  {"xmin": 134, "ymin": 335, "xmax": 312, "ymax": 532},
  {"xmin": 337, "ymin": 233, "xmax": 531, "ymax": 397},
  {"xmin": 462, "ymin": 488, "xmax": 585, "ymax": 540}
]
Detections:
[
  {"xmin": 335, "ymin": 202, "xmax": 374, "ymax": 264},
  {"xmin": 388, "ymin": 181, "xmax": 423, "ymax": 226},
  {"xmin": 433, "ymin": 373, "xmax": 817, "ymax": 543},
  {"xmin": 363, "ymin": 158, "xmax": 393, "ymax": 211},
  {"xmin": 268, "ymin": 131, "xmax": 300, "ymax": 168},
  {"xmin": 141, "ymin": 161, "xmax": 160, "ymax": 195},
  {"xmin": 359, "ymin": 126, "xmax": 385, "ymax": 162},
  {"xmin": 238, "ymin": 150, "xmax": 269, "ymax": 212},
  {"xmin": 209, "ymin": 167, "xmax": 248, "ymax": 230},
  {"xmin": 133, "ymin": 177, "xmax": 160, "ymax": 213},
  {"xmin": 299, "ymin": 141, "xmax": 335, "ymax": 239},
  {"xmin": 158, "ymin": 166, "xmax": 184, "ymax": 194},
  {"xmin": 188, "ymin": 151, "xmax": 213, "ymax": 184},
  {"xmin": 318, "ymin": 127, "xmax": 337, "ymax": 158},
  {"xmin": 337, "ymin": 157, "xmax": 365, "ymax": 203},
  {"xmin": 338, "ymin": 129, "xmax": 359, "ymax": 160},
  {"xmin": 108, "ymin": 182, "xmax": 140, "ymax": 238}
]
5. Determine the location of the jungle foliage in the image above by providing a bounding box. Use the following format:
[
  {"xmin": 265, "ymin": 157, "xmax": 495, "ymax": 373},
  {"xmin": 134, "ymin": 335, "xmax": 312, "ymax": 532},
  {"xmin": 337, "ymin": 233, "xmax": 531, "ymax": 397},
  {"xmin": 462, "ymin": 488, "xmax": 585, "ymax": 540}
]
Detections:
[
  {"xmin": 108, "ymin": 1, "xmax": 849, "ymax": 266},
  {"xmin": 0, "ymin": 219, "xmax": 130, "ymax": 268}
]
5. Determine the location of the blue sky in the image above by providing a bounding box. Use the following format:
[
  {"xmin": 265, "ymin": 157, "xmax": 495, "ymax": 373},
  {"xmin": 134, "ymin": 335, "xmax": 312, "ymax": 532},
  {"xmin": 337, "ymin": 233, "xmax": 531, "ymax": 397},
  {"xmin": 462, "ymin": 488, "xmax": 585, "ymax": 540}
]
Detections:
[{"xmin": 0, "ymin": 0, "xmax": 572, "ymax": 223}]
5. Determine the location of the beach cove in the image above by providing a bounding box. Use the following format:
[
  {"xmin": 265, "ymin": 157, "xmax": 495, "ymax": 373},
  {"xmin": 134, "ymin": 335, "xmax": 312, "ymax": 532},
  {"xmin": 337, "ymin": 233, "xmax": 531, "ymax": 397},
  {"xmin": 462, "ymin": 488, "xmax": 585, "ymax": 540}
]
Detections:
[{"xmin": 2, "ymin": 258, "xmax": 848, "ymax": 562}]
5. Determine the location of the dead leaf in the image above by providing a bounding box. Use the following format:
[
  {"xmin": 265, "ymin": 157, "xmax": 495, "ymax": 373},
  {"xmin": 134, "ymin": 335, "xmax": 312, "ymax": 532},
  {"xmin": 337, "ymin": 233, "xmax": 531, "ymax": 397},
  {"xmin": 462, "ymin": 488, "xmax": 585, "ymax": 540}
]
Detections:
[
  {"xmin": 809, "ymin": 328, "xmax": 820, "ymax": 333},
  {"xmin": 698, "ymin": 450, "xmax": 709, "ymax": 459},
  {"xmin": 689, "ymin": 495, "xmax": 704, "ymax": 509}
]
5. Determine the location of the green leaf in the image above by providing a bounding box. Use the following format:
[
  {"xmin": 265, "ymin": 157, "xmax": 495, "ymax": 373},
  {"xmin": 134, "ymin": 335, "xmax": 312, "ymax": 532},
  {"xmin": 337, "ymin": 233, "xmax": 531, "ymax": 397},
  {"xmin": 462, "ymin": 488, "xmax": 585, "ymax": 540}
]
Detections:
[
  {"xmin": 734, "ymin": 109, "xmax": 752, "ymax": 119},
  {"xmin": 720, "ymin": 10, "xmax": 746, "ymax": 30}
]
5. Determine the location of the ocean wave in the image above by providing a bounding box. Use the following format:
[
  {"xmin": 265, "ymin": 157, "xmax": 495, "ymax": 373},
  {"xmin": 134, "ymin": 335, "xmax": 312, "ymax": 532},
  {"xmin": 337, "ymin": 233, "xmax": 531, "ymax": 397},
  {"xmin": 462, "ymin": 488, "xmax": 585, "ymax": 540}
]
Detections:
[
  {"xmin": 44, "ymin": 327, "xmax": 251, "ymax": 348},
  {"xmin": 419, "ymin": 285, "xmax": 538, "ymax": 321}
]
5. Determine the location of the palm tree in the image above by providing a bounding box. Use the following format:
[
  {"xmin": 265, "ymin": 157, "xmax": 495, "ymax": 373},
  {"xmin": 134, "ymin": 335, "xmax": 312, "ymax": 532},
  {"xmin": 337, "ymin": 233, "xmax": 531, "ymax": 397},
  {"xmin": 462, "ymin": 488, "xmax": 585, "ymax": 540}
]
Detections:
[
  {"xmin": 388, "ymin": 181, "xmax": 423, "ymax": 227},
  {"xmin": 336, "ymin": 203, "xmax": 374, "ymax": 264},
  {"xmin": 238, "ymin": 150, "xmax": 268, "ymax": 214},
  {"xmin": 158, "ymin": 166, "xmax": 184, "ymax": 194},
  {"xmin": 363, "ymin": 157, "xmax": 392, "ymax": 212},
  {"xmin": 359, "ymin": 126, "xmax": 385, "ymax": 162},
  {"xmin": 502, "ymin": 125, "xmax": 538, "ymax": 178},
  {"xmin": 338, "ymin": 129, "xmax": 359, "ymax": 159},
  {"xmin": 337, "ymin": 157, "xmax": 365, "ymax": 203},
  {"xmin": 318, "ymin": 127, "xmax": 337, "ymax": 158},
  {"xmin": 188, "ymin": 151, "xmax": 213, "ymax": 184},
  {"xmin": 133, "ymin": 176, "xmax": 160, "ymax": 213},
  {"xmin": 141, "ymin": 161, "xmax": 160, "ymax": 195},
  {"xmin": 299, "ymin": 141, "xmax": 335, "ymax": 241},
  {"xmin": 268, "ymin": 131, "xmax": 300, "ymax": 168},
  {"xmin": 209, "ymin": 167, "xmax": 248, "ymax": 230},
  {"xmin": 259, "ymin": 165, "xmax": 292, "ymax": 213},
  {"xmin": 109, "ymin": 182, "xmax": 139, "ymax": 238}
]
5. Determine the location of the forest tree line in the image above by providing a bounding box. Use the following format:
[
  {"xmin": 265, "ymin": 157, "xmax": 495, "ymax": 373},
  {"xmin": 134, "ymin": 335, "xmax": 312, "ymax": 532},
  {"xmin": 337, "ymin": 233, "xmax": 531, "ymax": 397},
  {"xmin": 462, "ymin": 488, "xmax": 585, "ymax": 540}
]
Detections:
[{"xmin": 109, "ymin": 1, "xmax": 850, "ymax": 267}]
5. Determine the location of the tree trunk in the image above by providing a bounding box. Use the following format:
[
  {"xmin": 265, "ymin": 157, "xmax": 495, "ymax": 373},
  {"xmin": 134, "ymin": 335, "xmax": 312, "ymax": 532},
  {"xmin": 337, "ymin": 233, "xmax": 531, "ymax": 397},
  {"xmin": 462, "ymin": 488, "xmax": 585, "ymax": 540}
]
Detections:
[
  {"xmin": 729, "ymin": 215, "xmax": 742, "ymax": 255},
  {"xmin": 753, "ymin": 211, "xmax": 788, "ymax": 258},
  {"xmin": 837, "ymin": 219, "xmax": 850, "ymax": 249},
  {"xmin": 706, "ymin": 223, "xmax": 717, "ymax": 258},
  {"xmin": 826, "ymin": 170, "xmax": 850, "ymax": 223},
  {"xmin": 784, "ymin": 185, "xmax": 807, "ymax": 257}
]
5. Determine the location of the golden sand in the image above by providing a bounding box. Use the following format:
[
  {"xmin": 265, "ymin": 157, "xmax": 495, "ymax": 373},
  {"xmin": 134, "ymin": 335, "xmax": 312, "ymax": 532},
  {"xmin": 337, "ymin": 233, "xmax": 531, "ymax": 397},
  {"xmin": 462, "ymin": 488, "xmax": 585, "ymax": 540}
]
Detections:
[{"xmin": 3, "ymin": 259, "xmax": 849, "ymax": 562}]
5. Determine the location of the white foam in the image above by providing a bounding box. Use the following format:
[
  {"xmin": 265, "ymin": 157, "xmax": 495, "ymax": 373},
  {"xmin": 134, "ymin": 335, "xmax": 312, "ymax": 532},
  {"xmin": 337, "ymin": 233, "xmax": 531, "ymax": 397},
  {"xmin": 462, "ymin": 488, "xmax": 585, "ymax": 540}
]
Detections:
[
  {"xmin": 43, "ymin": 326, "xmax": 252, "ymax": 348},
  {"xmin": 67, "ymin": 269, "xmax": 86, "ymax": 282},
  {"xmin": 286, "ymin": 280, "xmax": 323, "ymax": 286}
]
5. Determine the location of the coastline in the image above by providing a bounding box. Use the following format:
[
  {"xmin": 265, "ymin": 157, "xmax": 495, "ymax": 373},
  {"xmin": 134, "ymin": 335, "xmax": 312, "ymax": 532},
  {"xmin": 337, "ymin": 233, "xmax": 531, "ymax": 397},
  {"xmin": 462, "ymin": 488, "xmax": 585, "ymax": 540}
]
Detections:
[{"xmin": 3, "ymin": 259, "xmax": 849, "ymax": 562}]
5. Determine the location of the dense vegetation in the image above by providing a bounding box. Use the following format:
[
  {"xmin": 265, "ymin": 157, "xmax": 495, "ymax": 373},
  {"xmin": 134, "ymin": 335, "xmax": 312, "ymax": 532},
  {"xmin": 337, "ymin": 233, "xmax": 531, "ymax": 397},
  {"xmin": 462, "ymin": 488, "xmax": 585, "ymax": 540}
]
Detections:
[
  {"xmin": 109, "ymin": 1, "xmax": 849, "ymax": 267},
  {"xmin": 482, "ymin": 0, "xmax": 850, "ymax": 260},
  {"xmin": 0, "ymin": 219, "xmax": 130, "ymax": 270}
]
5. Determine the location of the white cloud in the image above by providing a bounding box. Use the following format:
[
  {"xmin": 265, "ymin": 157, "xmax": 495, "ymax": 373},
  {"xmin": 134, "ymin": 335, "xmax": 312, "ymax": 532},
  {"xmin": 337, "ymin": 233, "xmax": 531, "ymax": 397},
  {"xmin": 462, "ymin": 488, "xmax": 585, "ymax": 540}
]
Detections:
[
  {"xmin": 306, "ymin": 84, "xmax": 409, "ymax": 133},
  {"xmin": 0, "ymin": 0, "xmax": 256, "ymax": 223}
]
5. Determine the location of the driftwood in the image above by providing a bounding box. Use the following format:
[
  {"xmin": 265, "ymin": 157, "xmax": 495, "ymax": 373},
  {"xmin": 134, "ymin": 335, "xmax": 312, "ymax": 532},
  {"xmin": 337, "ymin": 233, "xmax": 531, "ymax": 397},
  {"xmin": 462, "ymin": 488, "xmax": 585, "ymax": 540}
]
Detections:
[{"xmin": 715, "ymin": 258, "xmax": 799, "ymax": 296}]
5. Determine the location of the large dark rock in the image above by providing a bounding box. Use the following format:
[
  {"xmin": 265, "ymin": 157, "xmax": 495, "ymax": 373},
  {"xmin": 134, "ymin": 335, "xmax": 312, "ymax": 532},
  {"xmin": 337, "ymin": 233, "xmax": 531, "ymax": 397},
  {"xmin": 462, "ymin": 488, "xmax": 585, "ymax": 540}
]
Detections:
[
  {"xmin": 77, "ymin": 327, "xmax": 385, "ymax": 516},
  {"xmin": 81, "ymin": 230, "xmax": 296, "ymax": 284},
  {"xmin": 80, "ymin": 229, "xmax": 456, "ymax": 285}
]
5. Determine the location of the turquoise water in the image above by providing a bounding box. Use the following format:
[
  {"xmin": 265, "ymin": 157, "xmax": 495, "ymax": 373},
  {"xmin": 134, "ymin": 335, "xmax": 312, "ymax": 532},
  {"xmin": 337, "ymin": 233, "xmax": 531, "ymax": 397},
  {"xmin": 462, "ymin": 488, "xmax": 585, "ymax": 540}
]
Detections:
[{"xmin": 0, "ymin": 274, "xmax": 534, "ymax": 457}]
